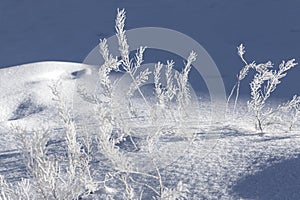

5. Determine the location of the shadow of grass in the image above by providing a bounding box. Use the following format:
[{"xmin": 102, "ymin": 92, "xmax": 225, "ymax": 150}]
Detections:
[{"xmin": 194, "ymin": 125, "xmax": 260, "ymax": 140}]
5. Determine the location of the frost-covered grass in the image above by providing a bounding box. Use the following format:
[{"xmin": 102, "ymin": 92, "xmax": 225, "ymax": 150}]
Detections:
[
  {"xmin": 228, "ymin": 44, "xmax": 299, "ymax": 133},
  {"xmin": 1, "ymin": 9, "xmax": 197, "ymax": 199},
  {"xmin": 0, "ymin": 60, "xmax": 299, "ymax": 199},
  {"xmin": 1, "ymin": 95, "xmax": 300, "ymax": 199},
  {"xmin": 1, "ymin": 8, "xmax": 300, "ymax": 200}
]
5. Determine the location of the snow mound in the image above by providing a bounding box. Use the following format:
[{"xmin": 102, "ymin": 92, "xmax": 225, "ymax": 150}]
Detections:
[{"xmin": 0, "ymin": 61, "xmax": 96, "ymax": 122}]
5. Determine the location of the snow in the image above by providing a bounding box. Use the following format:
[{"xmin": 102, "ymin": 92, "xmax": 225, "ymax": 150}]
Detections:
[
  {"xmin": 0, "ymin": 1, "xmax": 300, "ymax": 198},
  {"xmin": 0, "ymin": 62, "xmax": 300, "ymax": 199},
  {"xmin": 0, "ymin": 61, "xmax": 94, "ymax": 123}
]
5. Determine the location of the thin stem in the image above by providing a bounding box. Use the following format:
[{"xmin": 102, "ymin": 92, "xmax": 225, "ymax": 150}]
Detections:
[
  {"xmin": 233, "ymin": 81, "xmax": 241, "ymax": 112},
  {"xmin": 255, "ymin": 112, "xmax": 263, "ymax": 134},
  {"xmin": 118, "ymin": 170, "xmax": 158, "ymax": 180},
  {"xmin": 227, "ymin": 83, "xmax": 237, "ymax": 112},
  {"xmin": 129, "ymin": 177, "xmax": 160, "ymax": 197},
  {"xmin": 127, "ymin": 70, "xmax": 151, "ymax": 109},
  {"xmin": 152, "ymin": 157, "xmax": 163, "ymax": 196}
]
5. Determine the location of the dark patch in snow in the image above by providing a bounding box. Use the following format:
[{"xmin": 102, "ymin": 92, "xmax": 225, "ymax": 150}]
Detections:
[
  {"xmin": 9, "ymin": 97, "xmax": 46, "ymax": 120},
  {"xmin": 255, "ymin": 135, "xmax": 292, "ymax": 142},
  {"xmin": 0, "ymin": 150, "xmax": 27, "ymax": 182},
  {"xmin": 232, "ymin": 155, "xmax": 300, "ymax": 200},
  {"xmin": 71, "ymin": 68, "xmax": 89, "ymax": 79},
  {"xmin": 159, "ymin": 132, "xmax": 186, "ymax": 142},
  {"xmin": 0, "ymin": 150, "xmax": 21, "ymax": 160}
]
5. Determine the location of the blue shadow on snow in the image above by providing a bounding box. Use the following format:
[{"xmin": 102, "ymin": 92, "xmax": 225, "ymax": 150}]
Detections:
[{"xmin": 232, "ymin": 155, "xmax": 300, "ymax": 200}]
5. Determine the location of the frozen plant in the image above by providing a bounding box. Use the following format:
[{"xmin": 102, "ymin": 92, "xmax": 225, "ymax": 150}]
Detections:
[
  {"xmin": 1, "ymin": 82, "xmax": 97, "ymax": 200},
  {"xmin": 227, "ymin": 44, "xmax": 256, "ymax": 112},
  {"xmin": 115, "ymin": 8, "xmax": 150, "ymax": 110},
  {"xmin": 232, "ymin": 44, "xmax": 298, "ymax": 132},
  {"xmin": 12, "ymin": 125, "xmax": 63, "ymax": 199},
  {"xmin": 51, "ymin": 81, "xmax": 98, "ymax": 196},
  {"xmin": 175, "ymin": 51, "xmax": 196, "ymax": 124},
  {"xmin": 279, "ymin": 95, "xmax": 300, "ymax": 131},
  {"xmin": 289, "ymin": 96, "xmax": 300, "ymax": 130},
  {"xmin": 248, "ymin": 60, "xmax": 297, "ymax": 132},
  {"xmin": 153, "ymin": 60, "xmax": 176, "ymax": 125},
  {"xmin": 82, "ymin": 8, "xmax": 195, "ymax": 199},
  {"xmin": 1, "ymin": 8, "xmax": 196, "ymax": 200},
  {"xmin": 0, "ymin": 175, "xmax": 34, "ymax": 200},
  {"xmin": 160, "ymin": 181, "xmax": 189, "ymax": 200}
]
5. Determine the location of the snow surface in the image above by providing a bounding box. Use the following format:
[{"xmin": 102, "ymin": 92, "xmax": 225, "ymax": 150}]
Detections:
[
  {"xmin": 0, "ymin": 1, "xmax": 300, "ymax": 198},
  {"xmin": 0, "ymin": 61, "xmax": 97, "ymax": 127},
  {"xmin": 0, "ymin": 62, "xmax": 300, "ymax": 199}
]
